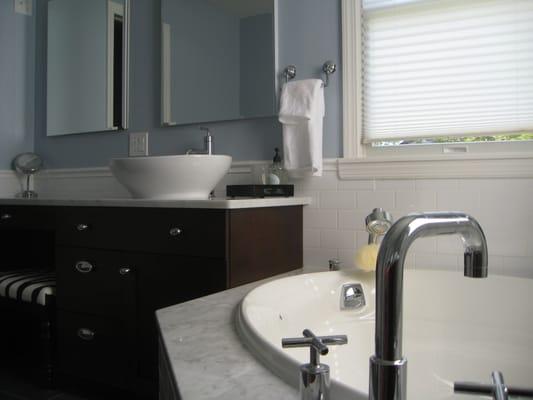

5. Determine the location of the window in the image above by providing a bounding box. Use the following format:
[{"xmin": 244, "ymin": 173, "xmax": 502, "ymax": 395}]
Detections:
[{"xmin": 342, "ymin": 0, "xmax": 533, "ymax": 160}]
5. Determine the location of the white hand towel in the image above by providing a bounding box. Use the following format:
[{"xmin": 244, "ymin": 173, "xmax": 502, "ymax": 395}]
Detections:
[{"xmin": 279, "ymin": 79, "xmax": 325, "ymax": 177}]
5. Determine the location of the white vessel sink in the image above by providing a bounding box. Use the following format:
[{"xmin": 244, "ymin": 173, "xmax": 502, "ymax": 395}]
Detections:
[
  {"xmin": 236, "ymin": 270, "xmax": 533, "ymax": 399},
  {"xmin": 110, "ymin": 154, "xmax": 232, "ymax": 200}
]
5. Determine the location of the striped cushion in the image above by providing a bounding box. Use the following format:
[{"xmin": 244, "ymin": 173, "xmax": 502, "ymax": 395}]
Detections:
[{"xmin": 0, "ymin": 269, "xmax": 56, "ymax": 307}]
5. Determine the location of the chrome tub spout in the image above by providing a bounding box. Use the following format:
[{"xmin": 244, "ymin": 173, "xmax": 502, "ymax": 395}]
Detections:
[{"xmin": 369, "ymin": 212, "xmax": 488, "ymax": 400}]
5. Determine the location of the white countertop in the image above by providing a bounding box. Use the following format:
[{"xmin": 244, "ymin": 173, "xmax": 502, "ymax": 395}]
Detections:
[
  {"xmin": 156, "ymin": 272, "xmax": 302, "ymax": 400},
  {"xmin": 0, "ymin": 197, "xmax": 310, "ymax": 209}
]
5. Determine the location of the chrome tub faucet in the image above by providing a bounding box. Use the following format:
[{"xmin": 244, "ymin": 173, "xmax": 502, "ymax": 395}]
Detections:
[
  {"xmin": 282, "ymin": 329, "xmax": 348, "ymax": 400},
  {"xmin": 369, "ymin": 212, "xmax": 488, "ymax": 400}
]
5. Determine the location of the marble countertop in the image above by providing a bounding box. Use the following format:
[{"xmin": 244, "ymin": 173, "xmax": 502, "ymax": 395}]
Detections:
[
  {"xmin": 0, "ymin": 197, "xmax": 310, "ymax": 209},
  {"xmin": 156, "ymin": 272, "xmax": 302, "ymax": 400}
]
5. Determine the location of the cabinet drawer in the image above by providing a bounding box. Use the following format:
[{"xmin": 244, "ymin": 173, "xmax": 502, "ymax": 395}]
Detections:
[
  {"xmin": 56, "ymin": 311, "xmax": 136, "ymax": 388},
  {"xmin": 0, "ymin": 206, "xmax": 56, "ymax": 270},
  {"xmin": 56, "ymin": 207, "xmax": 226, "ymax": 257},
  {"xmin": 0, "ymin": 205, "xmax": 55, "ymax": 231},
  {"xmin": 56, "ymin": 248, "xmax": 136, "ymax": 316}
]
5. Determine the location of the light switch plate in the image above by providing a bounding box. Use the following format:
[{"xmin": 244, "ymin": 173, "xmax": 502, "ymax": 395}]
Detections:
[
  {"xmin": 14, "ymin": 0, "xmax": 32, "ymax": 16},
  {"xmin": 129, "ymin": 132, "xmax": 149, "ymax": 157}
]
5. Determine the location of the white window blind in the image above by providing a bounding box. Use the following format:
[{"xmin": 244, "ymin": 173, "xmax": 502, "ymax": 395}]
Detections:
[{"xmin": 361, "ymin": 0, "xmax": 533, "ymax": 143}]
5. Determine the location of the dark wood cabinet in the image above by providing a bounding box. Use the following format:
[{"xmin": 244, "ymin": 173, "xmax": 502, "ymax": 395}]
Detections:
[
  {"xmin": 56, "ymin": 248, "xmax": 137, "ymax": 317},
  {"xmin": 56, "ymin": 310, "xmax": 137, "ymax": 388},
  {"xmin": 229, "ymin": 206, "xmax": 303, "ymax": 287},
  {"xmin": 0, "ymin": 204, "xmax": 302, "ymax": 398},
  {"xmin": 56, "ymin": 207, "xmax": 227, "ymax": 258}
]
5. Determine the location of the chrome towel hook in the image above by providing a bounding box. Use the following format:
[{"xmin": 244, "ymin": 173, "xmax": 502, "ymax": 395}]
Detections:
[
  {"xmin": 322, "ymin": 61, "xmax": 336, "ymax": 87},
  {"xmin": 283, "ymin": 65, "xmax": 296, "ymax": 84}
]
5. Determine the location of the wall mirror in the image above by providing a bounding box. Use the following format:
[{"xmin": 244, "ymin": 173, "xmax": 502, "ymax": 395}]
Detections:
[
  {"xmin": 161, "ymin": 0, "xmax": 277, "ymax": 127},
  {"xmin": 46, "ymin": 0, "xmax": 130, "ymax": 136}
]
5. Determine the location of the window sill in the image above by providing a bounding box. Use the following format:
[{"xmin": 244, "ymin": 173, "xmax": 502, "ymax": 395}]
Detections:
[{"xmin": 337, "ymin": 153, "xmax": 533, "ymax": 180}]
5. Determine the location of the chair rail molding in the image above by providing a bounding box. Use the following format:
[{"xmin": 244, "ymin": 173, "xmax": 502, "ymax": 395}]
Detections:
[
  {"xmin": 0, "ymin": 171, "xmax": 22, "ymax": 198},
  {"xmin": 22, "ymin": 160, "xmax": 336, "ymax": 199},
  {"xmin": 337, "ymin": 153, "xmax": 533, "ymax": 180}
]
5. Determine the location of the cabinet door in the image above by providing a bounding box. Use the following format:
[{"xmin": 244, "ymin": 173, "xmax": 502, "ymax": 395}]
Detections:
[
  {"xmin": 136, "ymin": 255, "xmax": 227, "ymax": 380},
  {"xmin": 56, "ymin": 247, "xmax": 136, "ymax": 317},
  {"xmin": 56, "ymin": 311, "xmax": 136, "ymax": 389}
]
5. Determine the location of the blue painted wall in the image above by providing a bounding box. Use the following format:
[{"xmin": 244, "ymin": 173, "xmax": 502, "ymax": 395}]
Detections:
[
  {"xmin": 0, "ymin": 0, "xmax": 35, "ymax": 169},
  {"xmin": 278, "ymin": 0, "xmax": 343, "ymax": 158},
  {"xmin": 29, "ymin": 0, "xmax": 342, "ymax": 168}
]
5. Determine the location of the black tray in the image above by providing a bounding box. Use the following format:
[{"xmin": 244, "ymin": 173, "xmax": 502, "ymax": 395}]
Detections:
[{"xmin": 226, "ymin": 185, "xmax": 294, "ymax": 198}]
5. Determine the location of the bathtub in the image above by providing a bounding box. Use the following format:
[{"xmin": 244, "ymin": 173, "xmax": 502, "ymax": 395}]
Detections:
[{"xmin": 236, "ymin": 269, "xmax": 533, "ymax": 399}]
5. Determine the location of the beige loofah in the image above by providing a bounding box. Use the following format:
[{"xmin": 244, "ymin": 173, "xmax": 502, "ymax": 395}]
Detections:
[{"xmin": 355, "ymin": 243, "xmax": 379, "ymax": 272}]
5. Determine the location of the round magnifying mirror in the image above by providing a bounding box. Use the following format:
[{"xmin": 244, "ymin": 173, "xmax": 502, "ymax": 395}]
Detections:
[
  {"xmin": 14, "ymin": 152, "xmax": 43, "ymax": 174},
  {"xmin": 13, "ymin": 152, "xmax": 43, "ymax": 199}
]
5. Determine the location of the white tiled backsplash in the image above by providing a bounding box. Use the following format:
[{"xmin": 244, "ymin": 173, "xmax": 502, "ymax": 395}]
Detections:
[{"xmin": 217, "ymin": 167, "xmax": 533, "ymax": 278}]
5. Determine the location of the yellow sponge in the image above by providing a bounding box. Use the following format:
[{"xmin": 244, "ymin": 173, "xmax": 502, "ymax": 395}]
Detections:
[{"xmin": 355, "ymin": 243, "xmax": 379, "ymax": 272}]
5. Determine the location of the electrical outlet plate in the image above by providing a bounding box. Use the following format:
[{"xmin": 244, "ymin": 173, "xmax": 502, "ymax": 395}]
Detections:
[
  {"xmin": 129, "ymin": 132, "xmax": 149, "ymax": 157},
  {"xmin": 14, "ymin": 0, "xmax": 32, "ymax": 16}
]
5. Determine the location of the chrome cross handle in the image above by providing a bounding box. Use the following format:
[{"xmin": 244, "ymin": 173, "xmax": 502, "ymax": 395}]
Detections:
[
  {"xmin": 455, "ymin": 371, "xmax": 533, "ymax": 399},
  {"xmin": 282, "ymin": 329, "xmax": 348, "ymax": 353},
  {"xmin": 282, "ymin": 329, "xmax": 347, "ymax": 400},
  {"xmin": 492, "ymin": 371, "xmax": 509, "ymax": 400}
]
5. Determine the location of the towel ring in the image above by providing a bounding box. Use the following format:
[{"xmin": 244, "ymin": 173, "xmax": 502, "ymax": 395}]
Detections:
[{"xmin": 281, "ymin": 61, "xmax": 337, "ymax": 88}]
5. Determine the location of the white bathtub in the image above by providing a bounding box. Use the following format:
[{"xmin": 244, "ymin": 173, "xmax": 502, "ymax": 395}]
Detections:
[{"xmin": 236, "ymin": 269, "xmax": 533, "ymax": 399}]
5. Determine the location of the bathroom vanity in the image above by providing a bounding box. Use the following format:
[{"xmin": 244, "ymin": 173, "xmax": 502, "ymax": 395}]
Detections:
[{"xmin": 0, "ymin": 198, "xmax": 307, "ymax": 398}]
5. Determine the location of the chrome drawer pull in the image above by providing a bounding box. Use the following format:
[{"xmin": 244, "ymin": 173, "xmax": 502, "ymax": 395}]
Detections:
[
  {"xmin": 0, "ymin": 214, "xmax": 12, "ymax": 221},
  {"xmin": 169, "ymin": 227, "xmax": 182, "ymax": 237},
  {"xmin": 119, "ymin": 267, "xmax": 131, "ymax": 275},
  {"xmin": 77, "ymin": 328, "xmax": 95, "ymax": 341},
  {"xmin": 76, "ymin": 223, "xmax": 90, "ymax": 231},
  {"xmin": 75, "ymin": 261, "xmax": 94, "ymax": 273}
]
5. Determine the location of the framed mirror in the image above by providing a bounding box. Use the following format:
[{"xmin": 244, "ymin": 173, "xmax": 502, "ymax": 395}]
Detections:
[
  {"xmin": 46, "ymin": 0, "xmax": 130, "ymax": 136},
  {"xmin": 161, "ymin": 0, "xmax": 277, "ymax": 127}
]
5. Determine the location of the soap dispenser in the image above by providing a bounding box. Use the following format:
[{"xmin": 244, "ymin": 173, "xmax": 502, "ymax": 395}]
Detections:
[{"xmin": 266, "ymin": 148, "xmax": 288, "ymax": 185}]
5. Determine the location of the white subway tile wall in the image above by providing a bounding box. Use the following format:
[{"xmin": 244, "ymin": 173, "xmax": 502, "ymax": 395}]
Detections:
[{"xmin": 291, "ymin": 171, "xmax": 533, "ymax": 278}]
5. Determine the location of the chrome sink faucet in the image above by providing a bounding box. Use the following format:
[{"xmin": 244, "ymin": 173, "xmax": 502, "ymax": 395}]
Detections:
[
  {"xmin": 186, "ymin": 127, "xmax": 213, "ymax": 155},
  {"xmin": 369, "ymin": 212, "xmax": 488, "ymax": 400}
]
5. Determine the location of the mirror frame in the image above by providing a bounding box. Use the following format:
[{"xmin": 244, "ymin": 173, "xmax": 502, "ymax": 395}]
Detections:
[{"xmin": 122, "ymin": 0, "xmax": 130, "ymax": 131}]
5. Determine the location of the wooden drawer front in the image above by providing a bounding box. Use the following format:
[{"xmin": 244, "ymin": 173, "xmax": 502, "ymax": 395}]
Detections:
[
  {"xmin": 56, "ymin": 207, "xmax": 226, "ymax": 257},
  {"xmin": 0, "ymin": 206, "xmax": 56, "ymax": 270},
  {"xmin": 56, "ymin": 248, "xmax": 136, "ymax": 316},
  {"xmin": 0, "ymin": 206, "xmax": 55, "ymax": 231},
  {"xmin": 57, "ymin": 311, "xmax": 135, "ymax": 388}
]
